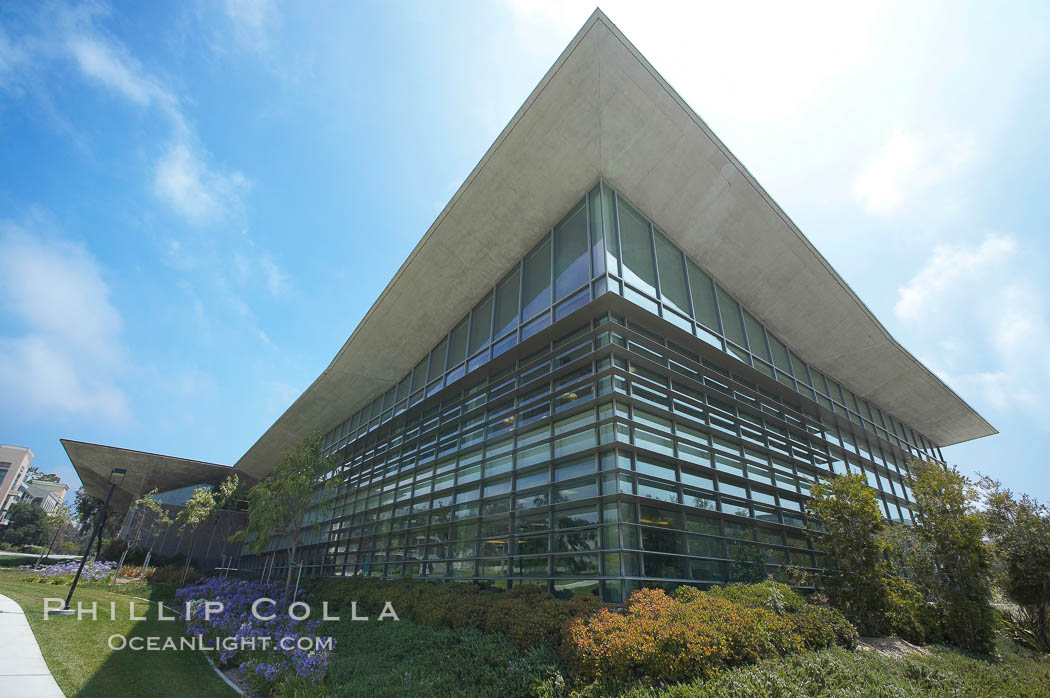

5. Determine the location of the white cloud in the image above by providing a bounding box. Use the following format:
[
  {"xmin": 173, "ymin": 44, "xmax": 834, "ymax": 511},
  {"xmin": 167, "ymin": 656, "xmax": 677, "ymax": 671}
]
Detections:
[
  {"xmin": 154, "ymin": 142, "xmax": 248, "ymax": 223},
  {"xmin": 67, "ymin": 33, "xmax": 249, "ymax": 224},
  {"xmin": 258, "ymin": 256, "xmax": 289, "ymax": 298},
  {"xmin": 895, "ymin": 234, "xmax": 1016, "ymax": 322},
  {"xmin": 0, "ymin": 225, "xmax": 129, "ymax": 421},
  {"xmin": 896, "ymin": 234, "xmax": 1050, "ymax": 420},
  {"xmin": 67, "ymin": 35, "xmax": 173, "ymax": 109},
  {"xmin": 0, "ymin": 25, "xmax": 27, "ymax": 83},
  {"xmin": 232, "ymin": 248, "xmax": 289, "ymax": 298},
  {"xmin": 854, "ymin": 128, "xmax": 975, "ymax": 216},
  {"xmin": 223, "ymin": 0, "xmax": 278, "ymax": 51}
]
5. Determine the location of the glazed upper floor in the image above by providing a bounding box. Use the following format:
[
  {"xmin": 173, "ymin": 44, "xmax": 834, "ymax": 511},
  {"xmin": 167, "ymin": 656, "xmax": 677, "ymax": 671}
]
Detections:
[{"xmin": 323, "ymin": 182, "xmax": 945, "ymax": 466}]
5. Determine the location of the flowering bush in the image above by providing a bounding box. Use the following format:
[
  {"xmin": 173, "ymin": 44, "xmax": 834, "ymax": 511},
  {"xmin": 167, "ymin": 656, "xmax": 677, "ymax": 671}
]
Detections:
[
  {"xmin": 18, "ymin": 560, "xmax": 117, "ymax": 584},
  {"xmin": 175, "ymin": 577, "xmax": 332, "ymax": 690},
  {"xmin": 561, "ymin": 584, "xmax": 857, "ymax": 684}
]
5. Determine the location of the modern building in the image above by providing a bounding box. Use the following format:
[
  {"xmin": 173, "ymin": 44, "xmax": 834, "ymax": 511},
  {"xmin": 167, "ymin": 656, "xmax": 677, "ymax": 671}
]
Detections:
[
  {"xmin": 0, "ymin": 445, "xmax": 33, "ymax": 526},
  {"xmin": 20, "ymin": 479, "xmax": 70, "ymax": 515},
  {"xmin": 65, "ymin": 11, "xmax": 995, "ymax": 599}
]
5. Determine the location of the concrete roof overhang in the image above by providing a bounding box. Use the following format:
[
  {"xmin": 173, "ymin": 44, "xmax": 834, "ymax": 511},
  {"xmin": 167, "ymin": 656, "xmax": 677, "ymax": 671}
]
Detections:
[
  {"xmin": 62, "ymin": 440, "xmax": 247, "ymax": 513},
  {"xmin": 234, "ymin": 10, "xmax": 994, "ymax": 478}
]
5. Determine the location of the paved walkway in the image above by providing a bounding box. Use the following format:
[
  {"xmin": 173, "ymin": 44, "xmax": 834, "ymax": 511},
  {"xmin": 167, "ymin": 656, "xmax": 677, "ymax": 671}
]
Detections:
[{"xmin": 0, "ymin": 593, "xmax": 64, "ymax": 697}]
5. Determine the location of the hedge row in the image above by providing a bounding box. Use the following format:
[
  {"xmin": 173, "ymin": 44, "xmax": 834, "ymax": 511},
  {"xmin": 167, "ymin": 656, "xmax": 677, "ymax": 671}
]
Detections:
[
  {"xmin": 303, "ymin": 576, "xmax": 601, "ymax": 650},
  {"xmin": 303, "ymin": 577, "xmax": 857, "ymax": 685}
]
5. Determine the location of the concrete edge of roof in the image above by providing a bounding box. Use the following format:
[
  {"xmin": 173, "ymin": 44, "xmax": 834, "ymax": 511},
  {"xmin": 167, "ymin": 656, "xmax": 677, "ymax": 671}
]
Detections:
[
  {"xmin": 232, "ymin": 10, "xmax": 611, "ymax": 472},
  {"xmin": 233, "ymin": 8, "xmax": 996, "ymax": 478},
  {"xmin": 590, "ymin": 10, "xmax": 996, "ymax": 444}
]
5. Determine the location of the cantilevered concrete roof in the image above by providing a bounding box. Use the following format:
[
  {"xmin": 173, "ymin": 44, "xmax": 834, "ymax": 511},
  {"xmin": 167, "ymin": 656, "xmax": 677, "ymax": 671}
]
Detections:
[
  {"xmin": 235, "ymin": 9, "xmax": 994, "ymax": 478},
  {"xmin": 62, "ymin": 440, "xmax": 246, "ymax": 513}
]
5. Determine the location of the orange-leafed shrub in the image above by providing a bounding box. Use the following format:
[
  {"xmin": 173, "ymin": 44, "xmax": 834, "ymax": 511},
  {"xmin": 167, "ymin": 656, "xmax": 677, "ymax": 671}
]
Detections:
[{"xmin": 561, "ymin": 585, "xmax": 853, "ymax": 684}]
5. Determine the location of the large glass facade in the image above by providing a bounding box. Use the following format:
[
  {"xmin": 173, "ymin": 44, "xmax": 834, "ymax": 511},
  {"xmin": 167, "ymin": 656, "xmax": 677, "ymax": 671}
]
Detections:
[{"xmin": 246, "ymin": 181, "xmax": 945, "ymax": 599}]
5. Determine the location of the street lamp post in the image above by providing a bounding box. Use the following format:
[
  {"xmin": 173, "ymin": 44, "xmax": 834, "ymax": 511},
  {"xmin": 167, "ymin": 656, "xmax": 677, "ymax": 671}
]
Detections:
[{"xmin": 50, "ymin": 467, "xmax": 126, "ymax": 615}]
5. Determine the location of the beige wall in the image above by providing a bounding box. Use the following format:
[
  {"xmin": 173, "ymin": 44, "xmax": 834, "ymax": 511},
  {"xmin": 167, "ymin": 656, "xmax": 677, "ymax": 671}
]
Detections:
[{"xmin": 0, "ymin": 445, "xmax": 33, "ymax": 525}]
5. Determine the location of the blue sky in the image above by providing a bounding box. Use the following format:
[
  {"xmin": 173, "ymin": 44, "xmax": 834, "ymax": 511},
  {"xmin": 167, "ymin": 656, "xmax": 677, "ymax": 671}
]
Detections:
[{"xmin": 1, "ymin": 1, "xmax": 1048, "ymax": 505}]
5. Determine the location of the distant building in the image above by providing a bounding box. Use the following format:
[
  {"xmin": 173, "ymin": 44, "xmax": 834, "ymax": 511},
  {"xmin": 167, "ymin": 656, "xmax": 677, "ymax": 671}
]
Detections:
[
  {"xmin": 0, "ymin": 445, "xmax": 33, "ymax": 526},
  {"xmin": 21, "ymin": 479, "xmax": 70, "ymax": 515}
]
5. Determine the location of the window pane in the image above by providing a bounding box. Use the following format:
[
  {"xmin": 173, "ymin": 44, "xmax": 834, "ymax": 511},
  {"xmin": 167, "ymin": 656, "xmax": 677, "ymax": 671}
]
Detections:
[
  {"xmin": 742, "ymin": 311, "xmax": 769, "ymax": 361},
  {"xmin": 768, "ymin": 334, "xmax": 791, "ymax": 374},
  {"xmin": 617, "ymin": 198, "xmax": 656, "ymax": 295},
  {"xmin": 410, "ymin": 358, "xmax": 427, "ymax": 392},
  {"xmin": 554, "ymin": 204, "xmax": 589, "ymax": 300},
  {"xmin": 687, "ymin": 261, "xmax": 719, "ymax": 331},
  {"xmin": 602, "ymin": 183, "xmax": 619, "ymax": 271},
  {"xmin": 428, "ymin": 338, "xmax": 447, "ymax": 381},
  {"xmin": 494, "ymin": 268, "xmax": 520, "ymax": 338},
  {"xmin": 789, "ymin": 351, "xmax": 810, "ymax": 385},
  {"xmin": 446, "ymin": 317, "xmax": 468, "ymax": 369},
  {"xmin": 588, "ymin": 187, "xmax": 605, "ymax": 276},
  {"xmin": 654, "ymin": 230, "xmax": 688, "ymax": 313},
  {"xmin": 716, "ymin": 286, "xmax": 747, "ymax": 348},
  {"xmin": 521, "ymin": 235, "xmax": 551, "ymax": 321},
  {"xmin": 468, "ymin": 293, "xmax": 493, "ymax": 355}
]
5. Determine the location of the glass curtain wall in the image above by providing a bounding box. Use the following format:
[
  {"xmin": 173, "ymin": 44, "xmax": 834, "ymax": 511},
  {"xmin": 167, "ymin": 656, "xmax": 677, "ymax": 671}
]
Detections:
[
  {"xmin": 322, "ymin": 182, "xmax": 942, "ymax": 465},
  {"xmin": 259, "ymin": 181, "xmax": 952, "ymax": 600}
]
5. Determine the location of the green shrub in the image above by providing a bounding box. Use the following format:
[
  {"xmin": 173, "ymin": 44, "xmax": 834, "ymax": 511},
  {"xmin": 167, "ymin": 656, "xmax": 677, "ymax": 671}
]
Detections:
[
  {"xmin": 303, "ymin": 576, "xmax": 600, "ymax": 651},
  {"xmin": 98, "ymin": 538, "xmax": 128, "ymax": 562},
  {"xmin": 787, "ymin": 605, "xmax": 858, "ymax": 650},
  {"xmin": 706, "ymin": 580, "xmax": 806, "ymax": 614},
  {"xmin": 885, "ymin": 576, "xmax": 937, "ymax": 645}
]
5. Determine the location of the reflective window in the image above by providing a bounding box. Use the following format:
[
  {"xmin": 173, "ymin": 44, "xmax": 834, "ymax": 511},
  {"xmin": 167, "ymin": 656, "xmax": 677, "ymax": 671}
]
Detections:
[
  {"xmin": 521, "ymin": 235, "xmax": 552, "ymax": 321},
  {"xmin": 716, "ymin": 286, "xmax": 747, "ymax": 348},
  {"xmin": 554, "ymin": 204, "xmax": 589, "ymax": 300},
  {"xmin": 742, "ymin": 311, "xmax": 769, "ymax": 361},
  {"xmin": 494, "ymin": 268, "xmax": 520, "ymax": 338},
  {"xmin": 687, "ymin": 261, "xmax": 719, "ymax": 332},
  {"xmin": 428, "ymin": 338, "xmax": 447, "ymax": 382},
  {"xmin": 601, "ymin": 184, "xmax": 619, "ymax": 271},
  {"xmin": 468, "ymin": 293, "xmax": 493, "ymax": 356},
  {"xmin": 617, "ymin": 198, "xmax": 656, "ymax": 295},
  {"xmin": 446, "ymin": 318, "xmax": 468, "ymax": 370},
  {"xmin": 654, "ymin": 229, "xmax": 689, "ymax": 313},
  {"xmin": 588, "ymin": 186, "xmax": 606, "ymax": 276}
]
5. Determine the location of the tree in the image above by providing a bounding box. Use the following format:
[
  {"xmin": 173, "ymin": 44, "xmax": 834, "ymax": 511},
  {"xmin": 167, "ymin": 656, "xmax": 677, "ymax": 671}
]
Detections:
[
  {"xmin": 910, "ymin": 459, "xmax": 996, "ymax": 653},
  {"xmin": 128, "ymin": 488, "xmax": 173, "ymax": 553},
  {"xmin": 980, "ymin": 476, "xmax": 1050, "ymax": 652},
  {"xmin": 25, "ymin": 465, "xmax": 61, "ymax": 483},
  {"xmin": 4, "ymin": 503, "xmax": 49, "ymax": 547},
  {"xmin": 234, "ymin": 432, "xmax": 340, "ymax": 598},
  {"xmin": 73, "ymin": 487, "xmax": 100, "ymax": 534},
  {"xmin": 43, "ymin": 505, "xmax": 75, "ymax": 552},
  {"xmin": 807, "ymin": 473, "xmax": 890, "ymax": 634},
  {"xmin": 72, "ymin": 487, "xmax": 124, "ymax": 539},
  {"xmin": 175, "ymin": 476, "xmax": 238, "ymax": 580}
]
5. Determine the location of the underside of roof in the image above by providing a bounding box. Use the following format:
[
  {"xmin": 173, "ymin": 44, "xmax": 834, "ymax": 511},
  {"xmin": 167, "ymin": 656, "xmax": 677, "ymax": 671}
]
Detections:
[
  {"xmin": 234, "ymin": 9, "xmax": 994, "ymax": 479},
  {"xmin": 62, "ymin": 439, "xmax": 243, "ymax": 513}
]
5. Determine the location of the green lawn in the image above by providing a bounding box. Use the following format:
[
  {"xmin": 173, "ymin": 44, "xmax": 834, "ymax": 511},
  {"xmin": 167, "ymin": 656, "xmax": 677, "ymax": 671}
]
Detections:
[{"xmin": 0, "ymin": 573, "xmax": 236, "ymax": 698}]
